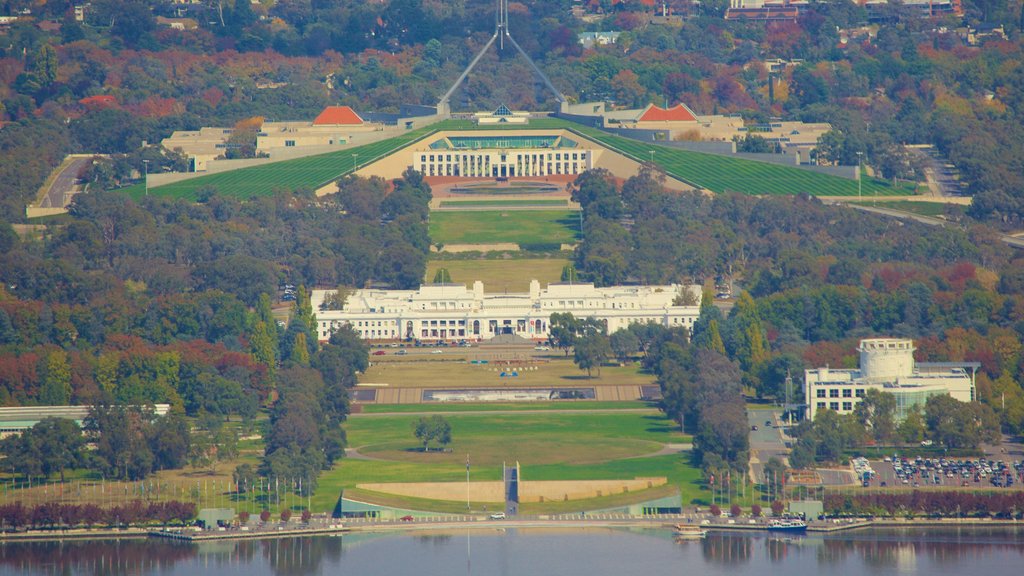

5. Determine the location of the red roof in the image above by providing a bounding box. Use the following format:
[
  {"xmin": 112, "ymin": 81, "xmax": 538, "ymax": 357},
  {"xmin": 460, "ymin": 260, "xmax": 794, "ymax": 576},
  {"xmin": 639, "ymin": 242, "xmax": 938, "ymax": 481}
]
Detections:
[
  {"xmin": 637, "ymin": 103, "xmax": 697, "ymax": 122},
  {"xmin": 79, "ymin": 95, "xmax": 118, "ymax": 108},
  {"xmin": 313, "ymin": 106, "xmax": 364, "ymax": 126}
]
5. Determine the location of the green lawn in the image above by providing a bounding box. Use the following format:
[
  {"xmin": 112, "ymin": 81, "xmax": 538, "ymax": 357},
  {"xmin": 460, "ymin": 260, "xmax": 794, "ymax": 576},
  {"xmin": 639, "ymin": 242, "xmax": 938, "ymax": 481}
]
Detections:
[
  {"xmin": 311, "ymin": 409, "xmax": 708, "ymax": 512},
  {"xmin": 851, "ymin": 200, "xmax": 967, "ymax": 217},
  {"xmin": 433, "ymin": 119, "xmax": 911, "ymax": 197},
  {"xmin": 424, "ymin": 257, "xmax": 570, "ymax": 291},
  {"xmin": 429, "ymin": 210, "xmax": 579, "ymax": 245},
  {"xmin": 119, "ymin": 117, "xmax": 915, "ymax": 201},
  {"xmin": 130, "ymin": 125, "xmax": 441, "ymax": 200}
]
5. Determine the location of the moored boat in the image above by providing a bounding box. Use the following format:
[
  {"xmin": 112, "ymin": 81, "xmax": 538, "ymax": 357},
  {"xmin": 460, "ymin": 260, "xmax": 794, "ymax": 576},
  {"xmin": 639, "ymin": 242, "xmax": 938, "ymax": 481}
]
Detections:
[
  {"xmin": 673, "ymin": 524, "xmax": 708, "ymax": 539},
  {"xmin": 767, "ymin": 518, "xmax": 807, "ymax": 532}
]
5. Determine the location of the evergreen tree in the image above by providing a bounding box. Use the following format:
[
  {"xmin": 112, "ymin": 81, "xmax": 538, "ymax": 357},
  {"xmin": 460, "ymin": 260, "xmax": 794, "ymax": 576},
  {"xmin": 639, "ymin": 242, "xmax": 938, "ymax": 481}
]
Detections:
[
  {"xmin": 249, "ymin": 320, "xmax": 277, "ymax": 372},
  {"xmin": 432, "ymin": 268, "xmax": 452, "ymax": 283},
  {"xmin": 291, "ymin": 332, "xmax": 310, "ymax": 367},
  {"xmin": 39, "ymin": 350, "xmax": 71, "ymax": 405},
  {"xmin": 0, "ymin": 309, "xmax": 15, "ymax": 345},
  {"xmin": 707, "ymin": 319, "xmax": 726, "ymax": 355}
]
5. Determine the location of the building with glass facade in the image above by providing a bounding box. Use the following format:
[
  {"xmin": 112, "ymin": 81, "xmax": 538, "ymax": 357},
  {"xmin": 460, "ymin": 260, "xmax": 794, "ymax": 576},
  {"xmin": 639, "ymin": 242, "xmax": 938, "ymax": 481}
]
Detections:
[{"xmin": 804, "ymin": 338, "xmax": 979, "ymax": 421}]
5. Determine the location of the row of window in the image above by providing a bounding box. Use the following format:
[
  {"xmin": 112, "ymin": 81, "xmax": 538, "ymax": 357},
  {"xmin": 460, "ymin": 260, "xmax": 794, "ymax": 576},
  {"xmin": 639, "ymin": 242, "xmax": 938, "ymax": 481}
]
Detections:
[
  {"xmin": 816, "ymin": 401, "xmax": 854, "ymax": 411},
  {"xmin": 422, "ymin": 152, "xmax": 584, "ymax": 163},
  {"xmin": 815, "ymin": 388, "xmax": 866, "ymax": 399}
]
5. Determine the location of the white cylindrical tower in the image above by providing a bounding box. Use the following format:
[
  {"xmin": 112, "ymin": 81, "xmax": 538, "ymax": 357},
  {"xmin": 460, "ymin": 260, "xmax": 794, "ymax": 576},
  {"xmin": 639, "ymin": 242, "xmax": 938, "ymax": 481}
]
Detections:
[{"xmin": 858, "ymin": 338, "xmax": 915, "ymax": 382}]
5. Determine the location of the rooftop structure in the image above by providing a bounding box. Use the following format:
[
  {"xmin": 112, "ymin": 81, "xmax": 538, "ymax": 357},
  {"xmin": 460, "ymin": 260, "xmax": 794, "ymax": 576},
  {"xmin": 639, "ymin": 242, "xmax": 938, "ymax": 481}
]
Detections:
[
  {"xmin": 597, "ymin": 102, "xmax": 831, "ymax": 155},
  {"xmin": 804, "ymin": 338, "xmax": 979, "ymax": 421},
  {"xmin": 0, "ymin": 404, "xmax": 171, "ymax": 437},
  {"xmin": 311, "ymin": 281, "xmax": 701, "ymax": 342},
  {"xmin": 161, "ymin": 106, "xmax": 381, "ymax": 171},
  {"xmin": 637, "ymin": 103, "xmax": 698, "ymax": 123},
  {"xmin": 437, "ymin": 0, "xmax": 567, "ymax": 115},
  {"xmin": 725, "ymin": 0, "xmax": 808, "ymax": 21},
  {"xmin": 312, "ymin": 106, "xmax": 365, "ymax": 126}
]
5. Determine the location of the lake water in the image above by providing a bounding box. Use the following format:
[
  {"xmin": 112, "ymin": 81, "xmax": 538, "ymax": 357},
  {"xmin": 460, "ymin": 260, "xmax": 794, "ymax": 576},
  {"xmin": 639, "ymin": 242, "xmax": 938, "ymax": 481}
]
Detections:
[{"xmin": 1, "ymin": 527, "xmax": 1022, "ymax": 576}]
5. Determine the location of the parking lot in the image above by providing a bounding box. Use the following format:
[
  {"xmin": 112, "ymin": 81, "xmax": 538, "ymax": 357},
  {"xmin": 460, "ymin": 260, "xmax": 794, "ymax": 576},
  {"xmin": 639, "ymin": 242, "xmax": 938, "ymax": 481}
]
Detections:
[{"xmin": 857, "ymin": 456, "xmax": 1023, "ymax": 489}]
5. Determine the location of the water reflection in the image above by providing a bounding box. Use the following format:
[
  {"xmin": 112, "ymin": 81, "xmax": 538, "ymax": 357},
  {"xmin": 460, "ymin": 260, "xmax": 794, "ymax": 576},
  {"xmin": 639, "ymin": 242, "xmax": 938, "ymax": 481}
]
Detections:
[{"xmin": 0, "ymin": 527, "xmax": 1020, "ymax": 576}]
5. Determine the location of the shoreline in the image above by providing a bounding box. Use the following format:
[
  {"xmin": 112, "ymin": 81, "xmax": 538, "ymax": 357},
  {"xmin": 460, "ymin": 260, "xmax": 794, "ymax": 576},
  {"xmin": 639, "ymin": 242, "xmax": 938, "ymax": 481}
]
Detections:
[{"xmin": 1, "ymin": 517, "xmax": 1021, "ymax": 543}]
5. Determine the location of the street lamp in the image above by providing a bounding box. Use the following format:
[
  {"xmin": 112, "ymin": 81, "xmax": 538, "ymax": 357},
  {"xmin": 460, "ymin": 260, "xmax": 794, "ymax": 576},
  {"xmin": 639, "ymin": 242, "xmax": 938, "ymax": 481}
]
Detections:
[
  {"xmin": 142, "ymin": 159, "xmax": 149, "ymax": 197},
  {"xmin": 856, "ymin": 151, "xmax": 863, "ymax": 202}
]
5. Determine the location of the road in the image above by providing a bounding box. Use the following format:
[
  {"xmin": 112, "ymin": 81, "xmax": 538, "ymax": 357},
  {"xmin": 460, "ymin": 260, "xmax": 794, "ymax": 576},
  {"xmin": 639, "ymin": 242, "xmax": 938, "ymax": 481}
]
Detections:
[
  {"xmin": 747, "ymin": 408, "xmax": 790, "ymax": 483},
  {"xmin": 849, "ymin": 204, "xmax": 1024, "ymax": 250},
  {"xmin": 906, "ymin": 145, "xmax": 968, "ymax": 198},
  {"xmin": 38, "ymin": 156, "xmax": 91, "ymax": 209}
]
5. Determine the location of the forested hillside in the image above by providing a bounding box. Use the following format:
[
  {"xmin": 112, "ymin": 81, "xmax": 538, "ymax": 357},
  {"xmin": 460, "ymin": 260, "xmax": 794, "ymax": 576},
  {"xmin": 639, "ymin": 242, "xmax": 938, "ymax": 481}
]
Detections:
[
  {"xmin": 0, "ymin": 0, "xmax": 1022, "ymax": 222},
  {"xmin": 571, "ymin": 168, "xmax": 1024, "ymax": 468}
]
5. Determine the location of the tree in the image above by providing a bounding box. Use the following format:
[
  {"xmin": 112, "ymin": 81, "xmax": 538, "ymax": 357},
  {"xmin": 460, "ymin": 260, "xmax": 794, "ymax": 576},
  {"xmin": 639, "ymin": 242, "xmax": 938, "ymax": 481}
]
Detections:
[
  {"xmin": 234, "ymin": 464, "xmax": 256, "ymax": 493},
  {"xmin": 574, "ymin": 332, "xmax": 611, "ymax": 378},
  {"xmin": 853, "ymin": 389, "xmax": 897, "ymax": 445},
  {"xmin": 561, "ymin": 264, "xmax": 579, "ymax": 283},
  {"xmin": 0, "ymin": 418, "xmax": 84, "ymax": 482},
  {"xmin": 925, "ymin": 395, "xmax": 999, "ymax": 449},
  {"xmin": 609, "ymin": 329, "xmax": 639, "ymax": 363},
  {"xmin": 432, "ymin": 268, "xmax": 452, "ymax": 284},
  {"xmin": 413, "ymin": 415, "xmax": 452, "ymax": 451},
  {"xmin": 84, "ymin": 400, "xmax": 156, "ymax": 480},
  {"xmin": 38, "ymin": 350, "xmax": 71, "ymax": 406},
  {"xmin": 549, "ymin": 312, "xmax": 578, "ymax": 356},
  {"xmin": 898, "ymin": 405, "xmax": 927, "ymax": 444}
]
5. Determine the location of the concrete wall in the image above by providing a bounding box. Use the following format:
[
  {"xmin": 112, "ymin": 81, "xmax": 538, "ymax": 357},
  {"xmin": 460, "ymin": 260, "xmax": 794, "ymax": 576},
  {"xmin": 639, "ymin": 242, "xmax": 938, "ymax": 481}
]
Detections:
[
  {"xmin": 553, "ymin": 112, "xmax": 605, "ymax": 129},
  {"xmin": 659, "ymin": 140, "xmax": 737, "ymax": 155},
  {"xmin": 356, "ymin": 478, "xmax": 668, "ymax": 503},
  {"xmin": 604, "ymin": 127, "xmax": 670, "ymax": 143}
]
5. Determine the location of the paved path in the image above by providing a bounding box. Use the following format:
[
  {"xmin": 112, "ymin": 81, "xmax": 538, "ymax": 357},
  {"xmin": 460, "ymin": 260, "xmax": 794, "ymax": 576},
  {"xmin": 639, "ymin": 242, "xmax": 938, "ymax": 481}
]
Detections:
[
  {"xmin": 846, "ymin": 204, "xmax": 1024, "ymax": 250},
  {"xmin": 748, "ymin": 408, "xmax": 790, "ymax": 483},
  {"xmin": 350, "ymin": 407, "xmax": 660, "ymax": 418},
  {"xmin": 37, "ymin": 156, "xmax": 91, "ymax": 209}
]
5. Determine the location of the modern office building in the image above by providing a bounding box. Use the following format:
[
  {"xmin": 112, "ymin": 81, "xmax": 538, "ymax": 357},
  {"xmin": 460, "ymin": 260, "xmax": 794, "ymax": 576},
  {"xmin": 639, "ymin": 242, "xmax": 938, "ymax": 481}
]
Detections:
[
  {"xmin": 804, "ymin": 338, "xmax": 979, "ymax": 421},
  {"xmin": 311, "ymin": 281, "xmax": 701, "ymax": 342}
]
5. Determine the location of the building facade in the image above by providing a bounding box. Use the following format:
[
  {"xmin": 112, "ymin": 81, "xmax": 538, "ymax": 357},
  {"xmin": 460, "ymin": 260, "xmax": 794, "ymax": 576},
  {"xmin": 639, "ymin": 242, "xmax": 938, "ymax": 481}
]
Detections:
[
  {"xmin": 804, "ymin": 338, "xmax": 978, "ymax": 421},
  {"xmin": 311, "ymin": 281, "xmax": 701, "ymax": 342},
  {"xmin": 414, "ymin": 133, "xmax": 595, "ymax": 178}
]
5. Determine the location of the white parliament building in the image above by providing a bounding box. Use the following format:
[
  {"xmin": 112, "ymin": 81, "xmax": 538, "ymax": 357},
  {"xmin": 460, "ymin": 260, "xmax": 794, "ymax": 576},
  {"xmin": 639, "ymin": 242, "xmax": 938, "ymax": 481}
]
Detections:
[
  {"xmin": 311, "ymin": 281, "xmax": 702, "ymax": 342},
  {"xmin": 804, "ymin": 338, "xmax": 979, "ymax": 421}
]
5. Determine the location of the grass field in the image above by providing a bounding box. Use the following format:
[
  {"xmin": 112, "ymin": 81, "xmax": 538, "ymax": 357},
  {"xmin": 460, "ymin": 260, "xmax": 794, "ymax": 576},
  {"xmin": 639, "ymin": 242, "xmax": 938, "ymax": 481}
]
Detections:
[
  {"xmin": 432, "ymin": 119, "xmax": 911, "ymax": 197},
  {"xmin": 429, "ymin": 210, "xmax": 579, "ymax": 246},
  {"xmin": 361, "ymin": 358, "xmax": 655, "ymax": 388},
  {"xmin": 851, "ymin": 200, "xmax": 967, "ymax": 217},
  {"xmin": 438, "ymin": 199, "xmax": 569, "ymax": 208},
  {"xmin": 119, "ymin": 117, "xmax": 915, "ymax": 201},
  {"xmin": 310, "ymin": 409, "xmax": 710, "ymax": 512},
  {"xmin": 131, "ymin": 125, "xmax": 441, "ymax": 200},
  {"xmin": 424, "ymin": 258, "xmax": 571, "ymax": 291}
]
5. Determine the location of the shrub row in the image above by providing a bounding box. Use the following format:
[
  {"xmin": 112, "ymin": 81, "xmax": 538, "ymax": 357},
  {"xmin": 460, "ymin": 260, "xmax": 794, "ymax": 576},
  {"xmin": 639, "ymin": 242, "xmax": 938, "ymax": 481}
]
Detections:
[
  {"xmin": 824, "ymin": 491, "xmax": 1024, "ymax": 518},
  {"xmin": 0, "ymin": 500, "xmax": 196, "ymax": 530}
]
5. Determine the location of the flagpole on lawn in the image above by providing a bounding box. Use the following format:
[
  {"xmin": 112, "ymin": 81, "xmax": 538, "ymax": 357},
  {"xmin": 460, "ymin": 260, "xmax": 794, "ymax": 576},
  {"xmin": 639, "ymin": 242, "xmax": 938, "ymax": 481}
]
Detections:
[{"xmin": 466, "ymin": 454, "xmax": 471, "ymax": 511}]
